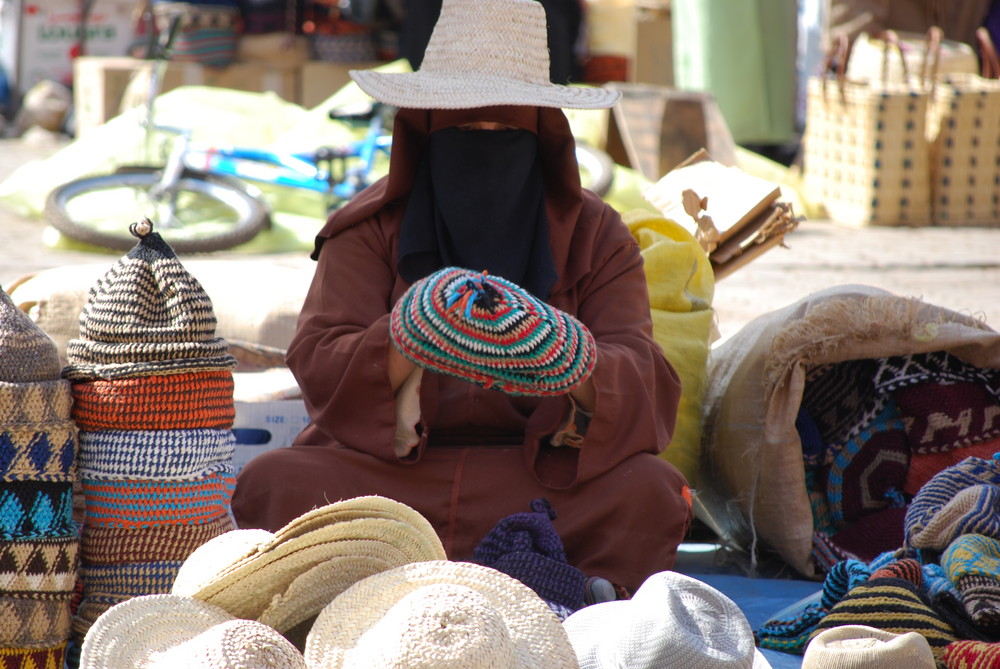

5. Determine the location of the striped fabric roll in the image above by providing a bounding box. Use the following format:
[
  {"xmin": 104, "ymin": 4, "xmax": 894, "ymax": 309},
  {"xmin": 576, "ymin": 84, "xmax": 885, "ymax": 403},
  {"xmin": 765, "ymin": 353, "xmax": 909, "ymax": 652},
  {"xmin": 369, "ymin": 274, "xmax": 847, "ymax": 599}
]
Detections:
[
  {"xmin": 81, "ymin": 515, "xmax": 235, "ymax": 565},
  {"xmin": 0, "ymin": 380, "xmax": 72, "ymax": 426},
  {"xmin": 0, "ymin": 645, "xmax": 66, "ymax": 669},
  {"xmin": 390, "ymin": 267, "xmax": 597, "ymax": 396},
  {"xmin": 0, "ymin": 423, "xmax": 77, "ymax": 482},
  {"xmin": 153, "ymin": 2, "xmax": 240, "ymax": 67},
  {"xmin": 81, "ymin": 470, "xmax": 235, "ymax": 528},
  {"xmin": 78, "ymin": 428, "xmax": 235, "ymax": 481},
  {"xmin": 79, "ymin": 560, "xmax": 183, "ymax": 600},
  {"xmin": 71, "ymin": 371, "xmax": 235, "ymax": 431},
  {"xmin": 0, "ymin": 482, "xmax": 75, "ymax": 540}
]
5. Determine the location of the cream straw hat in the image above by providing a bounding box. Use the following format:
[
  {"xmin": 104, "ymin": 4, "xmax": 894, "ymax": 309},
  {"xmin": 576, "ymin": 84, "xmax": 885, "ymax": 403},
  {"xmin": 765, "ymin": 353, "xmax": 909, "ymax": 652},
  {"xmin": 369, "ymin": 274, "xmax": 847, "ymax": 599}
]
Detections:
[
  {"xmin": 304, "ymin": 560, "xmax": 580, "ymax": 668},
  {"xmin": 172, "ymin": 496, "xmax": 447, "ymax": 633},
  {"xmin": 349, "ymin": 0, "xmax": 621, "ymax": 110},
  {"xmin": 79, "ymin": 594, "xmax": 306, "ymax": 669},
  {"xmin": 802, "ymin": 625, "xmax": 936, "ymax": 668},
  {"xmin": 563, "ymin": 570, "xmax": 772, "ymax": 669}
]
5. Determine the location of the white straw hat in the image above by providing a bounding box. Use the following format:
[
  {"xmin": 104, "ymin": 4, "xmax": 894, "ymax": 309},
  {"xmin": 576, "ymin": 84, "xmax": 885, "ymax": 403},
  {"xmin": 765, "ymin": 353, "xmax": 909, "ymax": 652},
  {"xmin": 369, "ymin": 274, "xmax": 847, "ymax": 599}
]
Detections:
[
  {"xmin": 79, "ymin": 594, "xmax": 306, "ymax": 669},
  {"xmin": 563, "ymin": 570, "xmax": 772, "ymax": 669},
  {"xmin": 172, "ymin": 496, "xmax": 447, "ymax": 633},
  {"xmin": 802, "ymin": 625, "xmax": 936, "ymax": 668},
  {"xmin": 349, "ymin": 0, "xmax": 621, "ymax": 110},
  {"xmin": 304, "ymin": 560, "xmax": 580, "ymax": 668}
]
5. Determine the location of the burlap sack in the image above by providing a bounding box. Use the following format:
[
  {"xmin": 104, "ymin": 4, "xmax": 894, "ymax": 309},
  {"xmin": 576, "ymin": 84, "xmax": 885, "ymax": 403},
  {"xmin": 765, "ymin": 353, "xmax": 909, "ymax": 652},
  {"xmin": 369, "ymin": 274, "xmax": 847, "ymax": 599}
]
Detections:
[{"xmin": 697, "ymin": 284, "xmax": 1000, "ymax": 578}]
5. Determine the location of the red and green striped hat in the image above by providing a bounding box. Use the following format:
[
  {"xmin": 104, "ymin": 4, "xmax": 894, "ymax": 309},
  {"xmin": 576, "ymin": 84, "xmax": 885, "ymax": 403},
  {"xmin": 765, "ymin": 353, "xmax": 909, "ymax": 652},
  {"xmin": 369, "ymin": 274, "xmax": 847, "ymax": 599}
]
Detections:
[{"xmin": 390, "ymin": 267, "xmax": 596, "ymax": 397}]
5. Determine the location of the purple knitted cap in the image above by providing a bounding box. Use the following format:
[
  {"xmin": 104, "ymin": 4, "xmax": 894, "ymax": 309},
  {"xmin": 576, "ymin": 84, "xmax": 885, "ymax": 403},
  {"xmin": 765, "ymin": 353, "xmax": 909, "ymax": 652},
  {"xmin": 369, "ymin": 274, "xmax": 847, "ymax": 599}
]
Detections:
[{"xmin": 471, "ymin": 498, "xmax": 586, "ymax": 617}]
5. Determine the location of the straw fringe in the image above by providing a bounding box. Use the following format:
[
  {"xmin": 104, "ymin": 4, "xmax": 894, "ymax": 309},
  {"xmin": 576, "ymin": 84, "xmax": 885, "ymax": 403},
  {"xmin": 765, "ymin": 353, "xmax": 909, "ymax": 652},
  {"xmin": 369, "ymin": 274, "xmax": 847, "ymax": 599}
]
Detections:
[{"xmin": 765, "ymin": 295, "xmax": 989, "ymax": 387}]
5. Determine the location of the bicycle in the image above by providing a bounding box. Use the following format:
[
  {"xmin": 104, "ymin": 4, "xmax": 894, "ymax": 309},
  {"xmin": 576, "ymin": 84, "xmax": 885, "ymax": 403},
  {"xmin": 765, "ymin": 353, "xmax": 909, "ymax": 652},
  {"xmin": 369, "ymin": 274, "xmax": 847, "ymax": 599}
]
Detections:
[{"xmin": 44, "ymin": 18, "xmax": 614, "ymax": 253}]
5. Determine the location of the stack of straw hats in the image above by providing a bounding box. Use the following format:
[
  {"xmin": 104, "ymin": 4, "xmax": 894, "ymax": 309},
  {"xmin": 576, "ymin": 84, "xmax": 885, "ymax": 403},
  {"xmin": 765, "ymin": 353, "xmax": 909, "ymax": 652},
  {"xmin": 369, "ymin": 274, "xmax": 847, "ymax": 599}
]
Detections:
[
  {"xmin": 0, "ymin": 287, "xmax": 79, "ymax": 667},
  {"xmin": 79, "ymin": 495, "xmax": 585, "ymax": 668},
  {"xmin": 63, "ymin": 220, "xmax": 240, "ymax": 645}
]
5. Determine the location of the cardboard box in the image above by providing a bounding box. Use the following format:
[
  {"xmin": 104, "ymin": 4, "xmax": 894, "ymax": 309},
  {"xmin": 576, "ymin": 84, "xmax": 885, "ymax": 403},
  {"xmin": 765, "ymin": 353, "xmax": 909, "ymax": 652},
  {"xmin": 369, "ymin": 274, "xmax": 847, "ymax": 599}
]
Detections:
[
  {"xmin": 73, "ymin": 56, "xmax": 300, "ymax": 136},
  {"xmin": 0, "ymin": 0, "xmax": 137, "ymax": 111},
  {"xmin": 298, "ymin": 60, "xmax": 386, "ymax": 109},
  {"xmin": 231, "ymin": 399, "xmax": 311, "ymax": 474}
]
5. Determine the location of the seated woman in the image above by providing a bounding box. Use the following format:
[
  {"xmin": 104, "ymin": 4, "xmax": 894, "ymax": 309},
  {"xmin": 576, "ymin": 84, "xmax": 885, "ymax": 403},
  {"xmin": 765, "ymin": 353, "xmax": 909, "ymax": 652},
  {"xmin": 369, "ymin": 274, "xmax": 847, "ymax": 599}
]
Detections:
[{"xmin": 231, "ymin": 0, "xmax": 692, "ymax": 596}]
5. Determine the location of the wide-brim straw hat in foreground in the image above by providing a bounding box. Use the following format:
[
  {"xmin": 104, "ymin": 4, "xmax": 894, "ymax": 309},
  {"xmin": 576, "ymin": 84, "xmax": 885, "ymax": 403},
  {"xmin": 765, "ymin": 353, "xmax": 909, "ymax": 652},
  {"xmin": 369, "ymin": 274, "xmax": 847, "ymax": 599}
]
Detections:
[
  {"xmin": 350, "ymin": 0, "xmax": 620, "ymax": 110},
  {"xmin": 171, "ymin": 495, "xmax": 446, "ymax": 634},
  {"xmin": 305, "ymin": 559, "xmax": 579, "ymax": 668},
  {"xmin": 79, "ymin": 594, "xmax": 306, "ymax": 669},
  {"xmin": 563, "ymin": 570, "xmax": 772, "ymax": 668}
]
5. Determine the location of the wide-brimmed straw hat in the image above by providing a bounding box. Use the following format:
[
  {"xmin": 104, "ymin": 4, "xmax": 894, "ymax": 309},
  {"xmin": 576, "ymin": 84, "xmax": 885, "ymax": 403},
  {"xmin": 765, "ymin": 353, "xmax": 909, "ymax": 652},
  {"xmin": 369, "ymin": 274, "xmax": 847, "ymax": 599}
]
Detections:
[
  {"xmin": 172, "ymin": 496, "xmax": 447, "ymax": 634},
  {"xmin": 350, "ymin": 0, "xmax": 620, "ymax": 110},
  {"xmin": 304, "ymin": 560, "xmax": 579, "ymax": 668},
  {"xmin": 802, "ymin": 625, "xmax": 936, "ymax": 668},
  {"xmin": 79, "ymin": 594, "xmax": 306, "ymax": 669},
  {"xmin": 563, "ymin": 570, "xmax": 772, "ymax": 668}
]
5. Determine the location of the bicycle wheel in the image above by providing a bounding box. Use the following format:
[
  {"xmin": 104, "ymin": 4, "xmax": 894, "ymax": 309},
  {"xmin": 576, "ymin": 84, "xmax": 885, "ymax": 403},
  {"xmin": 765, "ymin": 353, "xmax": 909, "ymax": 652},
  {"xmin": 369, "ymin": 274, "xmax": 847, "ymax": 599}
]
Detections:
[
  {"xmin": 575, "ymin": 143, "xmax": 615, "ymax": 198},
  {"xmin": 45, "ymin": 167, "xmax": 271, "ymax": 254}
]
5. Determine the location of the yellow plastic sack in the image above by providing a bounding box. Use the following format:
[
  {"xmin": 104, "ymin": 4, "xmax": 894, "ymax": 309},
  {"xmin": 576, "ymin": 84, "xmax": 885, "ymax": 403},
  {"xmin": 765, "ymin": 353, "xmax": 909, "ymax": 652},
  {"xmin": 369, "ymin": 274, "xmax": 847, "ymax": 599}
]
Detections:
[{"xmin": 624, "ymin": 209, "xmax": 715, "ymax": 487}]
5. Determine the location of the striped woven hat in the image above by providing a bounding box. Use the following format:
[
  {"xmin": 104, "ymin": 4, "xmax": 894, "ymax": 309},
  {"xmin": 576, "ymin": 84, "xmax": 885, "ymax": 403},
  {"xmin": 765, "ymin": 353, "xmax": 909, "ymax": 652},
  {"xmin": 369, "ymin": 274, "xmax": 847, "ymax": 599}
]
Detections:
[
  {"xmin": 81, "ymin": 516, "xmax": 236, "ymax": 565},
  {"xmin": 81, "ymin": 470, "xmax": 236, "ymax": 529},
  {"xmin": 940, "ymin": 533, "xmax": 1000, "ymax": 636},
  {"xmin": 390, "ymin": 267, "xmax": 597, "ymax": 397},
  {"xmin": 78, "ymin": 428, "xmax": 236, "ymax": 481},
  {"xmin": 71, "ymin": 371, "xmax": 236, "ymax": 431},
  {"xmin": 64, "ymin": 220, "xmax": 237, "ymax": 381}
]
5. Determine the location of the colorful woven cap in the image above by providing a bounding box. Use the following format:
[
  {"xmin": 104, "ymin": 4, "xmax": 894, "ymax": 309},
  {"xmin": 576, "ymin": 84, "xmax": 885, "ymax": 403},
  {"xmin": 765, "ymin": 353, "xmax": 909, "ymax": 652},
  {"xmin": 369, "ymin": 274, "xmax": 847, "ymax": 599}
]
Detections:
[
  {"xmin": 350, "ymin": 0, "xmax": 620, "ymax": 110},
  {"xmin": 304, "ymin": 559, "xmax": 579, "ymax": 668},
  {"xmin": 390, "ymin": 267, "xmax": 597, "ymax": 397},
  {"xmin": 941, "ymin": 533, "xmax": 1000, "ymax": 635},
  {"xmin": 563, "ymin": 570, "xmax": 772, "ymax": 669},
  {"xmin": 173, "ymin": 496, "xmax": 447, "ymax": 631},
  {"xmin": 64, "ymin": 219, "xmax": 237, "ymax": 381},
  {"xmin": 471, "ymin": 498, "xmax": 586, "ymax": 620},
  {"xmin": 79, "ymin": 593, "xmax": 306, "ymax": 669},
  {"xmin": 905, "ymin": 455, "xmax": 1000, "ymax": 551},
  {"xmin": 802, "ymin": 625, "xmax": 936, "ymax": 668}
]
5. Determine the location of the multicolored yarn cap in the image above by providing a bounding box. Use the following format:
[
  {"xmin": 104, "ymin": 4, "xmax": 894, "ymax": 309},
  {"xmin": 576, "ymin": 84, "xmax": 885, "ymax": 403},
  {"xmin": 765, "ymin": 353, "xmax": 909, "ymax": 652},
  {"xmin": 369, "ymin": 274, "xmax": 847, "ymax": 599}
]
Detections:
[
  {"xmin": 471, "ymin": 498, "xmax": 586, "ymax": 620},
  {"xmin": 941, "ymin": 533, "xmax": 1000, "ymax": 636},
  {"xmin": 63, "ymin": 219, "xmax": 237, "ymax": 381},
  {"xmin": 904, "ymin": 455, "xmax": 1000, "ymax": 551},
  {"xmin": 390, "ymin": 267, "xmax": 596, "ymax": 397},
  {"xmin": 81, "ymin": 516, "xmax": 236, "ymax": 565}
]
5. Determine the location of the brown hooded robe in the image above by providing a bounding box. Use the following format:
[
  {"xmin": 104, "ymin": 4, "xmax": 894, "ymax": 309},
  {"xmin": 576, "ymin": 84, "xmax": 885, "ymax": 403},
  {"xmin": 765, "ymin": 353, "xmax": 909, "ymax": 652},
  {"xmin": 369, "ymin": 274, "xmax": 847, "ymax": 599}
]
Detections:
[{"xmin": 231, "ymin": 106, "xmax": 692, "ymax": 593}]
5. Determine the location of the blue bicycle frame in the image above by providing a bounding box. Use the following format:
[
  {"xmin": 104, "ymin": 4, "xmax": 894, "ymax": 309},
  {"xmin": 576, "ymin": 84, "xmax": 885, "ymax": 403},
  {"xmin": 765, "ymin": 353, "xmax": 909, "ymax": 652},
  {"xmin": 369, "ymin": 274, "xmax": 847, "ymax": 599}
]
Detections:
[{"xmin": 180, "ymin": 112, "xmax": 392, "ymax": 203}]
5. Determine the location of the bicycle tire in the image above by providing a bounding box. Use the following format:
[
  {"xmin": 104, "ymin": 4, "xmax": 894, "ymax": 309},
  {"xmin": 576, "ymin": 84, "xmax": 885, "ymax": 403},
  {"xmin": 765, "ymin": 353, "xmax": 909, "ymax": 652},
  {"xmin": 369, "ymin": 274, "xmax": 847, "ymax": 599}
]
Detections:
[
  {"xmin": 45, "ymin": 167, "xmax": 271, "ymax": 254},
  {"xmin": 575, "ymin": 143, "xmax": 615, "ymax": 198}
]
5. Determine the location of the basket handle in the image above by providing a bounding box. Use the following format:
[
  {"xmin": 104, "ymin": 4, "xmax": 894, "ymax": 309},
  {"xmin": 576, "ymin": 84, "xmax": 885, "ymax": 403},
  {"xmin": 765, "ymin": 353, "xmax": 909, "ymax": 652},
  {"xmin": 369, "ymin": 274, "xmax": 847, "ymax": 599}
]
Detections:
[
  {"xmin": 977, "ymin": 27, "xmax": 1000, "ymax": 80},
  {"xmin": 820, "ymin": 32, "xmax": 851, "ymax": 100},
  {"xmin": 878, "ymin": 30, "xmax": 910, "ymax": 86}
]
